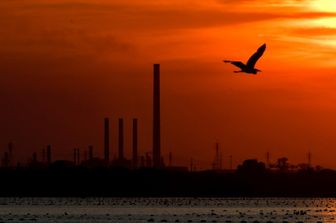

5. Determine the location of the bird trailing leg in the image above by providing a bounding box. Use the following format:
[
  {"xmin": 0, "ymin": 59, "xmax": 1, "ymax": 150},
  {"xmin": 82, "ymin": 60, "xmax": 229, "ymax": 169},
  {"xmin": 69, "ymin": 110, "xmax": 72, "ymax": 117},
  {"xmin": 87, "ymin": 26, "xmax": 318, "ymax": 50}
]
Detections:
[{"xmin": 234, "ymin": 71, "xmax": 242, "ymax": 73}]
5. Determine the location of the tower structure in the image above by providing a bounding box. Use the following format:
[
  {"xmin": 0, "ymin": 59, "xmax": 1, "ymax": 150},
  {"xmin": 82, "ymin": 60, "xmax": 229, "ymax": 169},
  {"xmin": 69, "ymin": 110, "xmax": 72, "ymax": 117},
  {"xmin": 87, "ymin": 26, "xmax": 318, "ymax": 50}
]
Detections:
[
  {"xmin": 118, "ymin": 118, "xmax": 124, "ymax": 160},
  {"xmin": 104, "ymin": 118, "xmax": 110, "ymax": 162},
  {"xmin": 132, "ymin": 118, "xmax": 138, "ymax": 168},
  {"xmin": 153, "ymin": 64, "xmax": 161, "ymax": 168}
]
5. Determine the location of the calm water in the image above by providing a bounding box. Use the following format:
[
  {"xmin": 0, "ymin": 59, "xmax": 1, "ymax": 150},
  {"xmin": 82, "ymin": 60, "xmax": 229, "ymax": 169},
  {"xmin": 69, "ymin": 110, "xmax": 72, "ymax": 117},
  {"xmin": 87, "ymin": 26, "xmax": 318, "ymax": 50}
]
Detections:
[{"xmin": 0, "ymin": 197, "xmax": 334, "ymax": 222}]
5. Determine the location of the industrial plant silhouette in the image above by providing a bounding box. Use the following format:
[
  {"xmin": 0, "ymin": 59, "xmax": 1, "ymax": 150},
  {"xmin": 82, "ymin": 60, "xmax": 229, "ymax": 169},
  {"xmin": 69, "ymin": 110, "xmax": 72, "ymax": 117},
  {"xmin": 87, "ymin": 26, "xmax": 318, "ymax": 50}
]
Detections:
[
  {"xmin": 1, "ymin": 64, "xmax": 336, "ymax": 197},
  {"xmin": 2, "ymin": 64, "xmax": 165, "ymax": 170}
]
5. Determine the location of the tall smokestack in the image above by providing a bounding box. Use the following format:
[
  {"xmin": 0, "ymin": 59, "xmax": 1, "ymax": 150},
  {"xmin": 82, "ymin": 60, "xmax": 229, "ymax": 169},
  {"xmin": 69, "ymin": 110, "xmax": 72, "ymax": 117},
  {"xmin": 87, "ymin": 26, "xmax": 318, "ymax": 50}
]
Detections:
[
  {"xmin": 89, "ymin": 145, "xmax": 93, "ymax": 160},
  {"xmin": 132, "ymin": 118, "xmax": 138, "ymax": 168},
  {"xmin": 104, "ymin": 118, "xmax": 110, "ymax": 162},
  {"xmin": 118, "ymin": 118, "xmax": 124, "ymax": 160},
  {"xmin": 153, "ymin": 64, "xmax": 161, "ymax": 168},
  {"xmin": 46, "ymin": 145, "xmax": 52, "ymax": 165}
]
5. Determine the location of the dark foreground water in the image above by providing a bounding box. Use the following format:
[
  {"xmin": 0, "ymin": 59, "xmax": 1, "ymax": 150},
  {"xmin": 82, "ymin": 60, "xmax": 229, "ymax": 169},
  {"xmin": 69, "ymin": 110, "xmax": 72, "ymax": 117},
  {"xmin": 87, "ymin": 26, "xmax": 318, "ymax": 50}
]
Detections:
[{"xmin": 0, "ymin": 197, "xmax": 334, "ymax": 222}]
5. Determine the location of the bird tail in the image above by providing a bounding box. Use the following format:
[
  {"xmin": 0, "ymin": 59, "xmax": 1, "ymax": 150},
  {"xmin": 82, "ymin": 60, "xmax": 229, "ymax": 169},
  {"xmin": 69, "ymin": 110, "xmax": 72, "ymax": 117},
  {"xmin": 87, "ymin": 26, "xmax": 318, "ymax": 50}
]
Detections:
[{"xmin": 223, "ymin": 60, "xmax": 231, "ymax": 63}]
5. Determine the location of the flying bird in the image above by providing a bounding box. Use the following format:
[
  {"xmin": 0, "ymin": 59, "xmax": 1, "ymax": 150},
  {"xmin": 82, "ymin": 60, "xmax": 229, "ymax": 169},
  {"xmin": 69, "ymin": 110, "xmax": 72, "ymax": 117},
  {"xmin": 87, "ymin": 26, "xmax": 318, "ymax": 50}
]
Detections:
[{"xmin": 223, "ymin": 43, "xmax": 266, "ymax": 75}]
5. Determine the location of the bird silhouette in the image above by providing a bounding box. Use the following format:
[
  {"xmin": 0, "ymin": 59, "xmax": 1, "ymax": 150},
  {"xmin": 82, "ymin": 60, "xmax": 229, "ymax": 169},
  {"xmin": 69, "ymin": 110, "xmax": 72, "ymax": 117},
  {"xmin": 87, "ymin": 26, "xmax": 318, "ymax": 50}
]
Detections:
[{"xmin": 224, "ymin": 43, "xmax": 266, "ymax": 74}]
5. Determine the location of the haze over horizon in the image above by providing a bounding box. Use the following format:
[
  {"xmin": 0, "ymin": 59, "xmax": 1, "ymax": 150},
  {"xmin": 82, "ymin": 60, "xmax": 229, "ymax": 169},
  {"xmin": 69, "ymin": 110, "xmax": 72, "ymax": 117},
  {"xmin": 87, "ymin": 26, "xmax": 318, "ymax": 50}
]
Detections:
[{"xmin": 1, "ymin": 0, "xmax": 336, "ymax": 169}]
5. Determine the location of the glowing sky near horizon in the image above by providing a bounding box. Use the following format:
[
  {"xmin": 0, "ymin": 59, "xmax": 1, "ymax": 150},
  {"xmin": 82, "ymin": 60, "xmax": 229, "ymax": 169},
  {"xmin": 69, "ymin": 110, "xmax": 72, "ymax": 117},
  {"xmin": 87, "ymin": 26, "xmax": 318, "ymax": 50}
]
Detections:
[{"xmin": 1, "ymin": 0, "xmax": 336, "ymax": 169}]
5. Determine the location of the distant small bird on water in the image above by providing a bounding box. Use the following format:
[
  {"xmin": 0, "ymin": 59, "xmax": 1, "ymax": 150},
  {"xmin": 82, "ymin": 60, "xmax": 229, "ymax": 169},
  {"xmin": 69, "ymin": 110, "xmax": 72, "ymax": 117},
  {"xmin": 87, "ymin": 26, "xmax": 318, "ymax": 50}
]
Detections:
[{"xmin": 224, "ymin": 43, "xmax": 266, "ymax": 75}]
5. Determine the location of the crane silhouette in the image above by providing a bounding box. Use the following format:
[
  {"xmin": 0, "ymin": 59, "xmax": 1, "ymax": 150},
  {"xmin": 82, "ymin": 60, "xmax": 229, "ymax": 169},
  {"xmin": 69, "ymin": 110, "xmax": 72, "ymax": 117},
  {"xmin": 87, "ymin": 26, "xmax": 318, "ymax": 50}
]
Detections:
[{"xmin": 224, "ymin": 43, "xmax": 266, "ymax": 75}]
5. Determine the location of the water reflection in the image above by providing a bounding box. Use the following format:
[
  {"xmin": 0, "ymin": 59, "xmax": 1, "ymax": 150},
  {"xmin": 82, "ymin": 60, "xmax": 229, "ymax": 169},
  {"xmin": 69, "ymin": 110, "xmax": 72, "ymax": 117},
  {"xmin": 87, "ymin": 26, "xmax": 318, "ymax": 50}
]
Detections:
[{"xmin": 0, "ymin": 198, "xmax": 335, "ymax": 222}]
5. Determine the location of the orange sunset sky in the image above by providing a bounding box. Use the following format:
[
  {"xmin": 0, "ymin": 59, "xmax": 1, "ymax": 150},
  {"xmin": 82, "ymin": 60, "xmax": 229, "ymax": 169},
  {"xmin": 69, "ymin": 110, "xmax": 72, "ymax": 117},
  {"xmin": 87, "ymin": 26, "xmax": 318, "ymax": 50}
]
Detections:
[{"xmin": 1, "ymin": 0, "xmax": 336, "ymax": 169}]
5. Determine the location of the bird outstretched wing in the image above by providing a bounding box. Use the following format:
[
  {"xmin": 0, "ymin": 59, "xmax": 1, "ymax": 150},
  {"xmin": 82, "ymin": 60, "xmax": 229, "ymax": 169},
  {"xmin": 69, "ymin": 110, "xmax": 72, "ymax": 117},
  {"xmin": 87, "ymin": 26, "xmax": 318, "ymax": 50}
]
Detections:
[
  {"xmin": 246, "ymin": 43, "xmax": 266, "ymax": 68},
  {"xmin": 223, "ymin": 60, "xmax": 246, "ymax": 70}
]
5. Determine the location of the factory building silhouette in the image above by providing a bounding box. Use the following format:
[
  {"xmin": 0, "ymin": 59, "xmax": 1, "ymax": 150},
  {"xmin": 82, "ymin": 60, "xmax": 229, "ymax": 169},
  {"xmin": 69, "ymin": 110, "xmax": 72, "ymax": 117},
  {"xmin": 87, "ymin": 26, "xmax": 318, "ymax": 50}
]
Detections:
[
  {"xmin": 89, "ymin": 64, "xmax": 163, "ymax": 168},
  {"xmin": 97, "ymin": 64, "xmax": 164, "ymax": 168},
  {"xmin": 0, "ymin": 64, "xmax": 187, "ymax": 171},
  {"xmin": 101, "ymin": 64, "xmax": 163, "ymax": 168}
]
